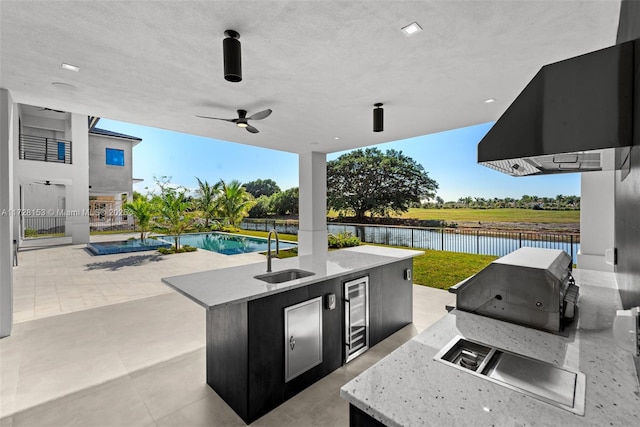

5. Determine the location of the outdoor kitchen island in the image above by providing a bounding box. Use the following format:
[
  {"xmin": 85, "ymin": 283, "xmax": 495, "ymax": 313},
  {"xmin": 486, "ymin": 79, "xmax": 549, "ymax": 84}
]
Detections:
[
  {"xmin": 341, "ymin": 268, "xmax": 640, "ymax": 426},
  {"xmin": 161, "ymin": 245, "xmax": 422, "ymax": 424}
]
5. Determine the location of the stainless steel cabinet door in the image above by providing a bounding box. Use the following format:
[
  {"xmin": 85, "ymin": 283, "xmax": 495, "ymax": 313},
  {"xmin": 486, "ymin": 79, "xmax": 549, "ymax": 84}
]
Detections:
[{"xmin": 284, "ymin": 296, "xmax": 323, "ymax": 382}]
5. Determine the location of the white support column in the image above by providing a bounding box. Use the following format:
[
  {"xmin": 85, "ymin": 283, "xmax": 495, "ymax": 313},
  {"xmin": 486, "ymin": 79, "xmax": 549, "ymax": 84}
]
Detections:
[
  {"xmin": 577, "ymin": 150, "xmax": 615, "ymax": 271},
  {"xmin": 69, "ymin": 113, "xmax": 89, "ymax": 244},
  {"xmin": 298, "ymin": 152, "xmax": 327, "ymax": 256},
  {"xmin": 0, "ymin": 89, "xmax": 15, "ymax": 338}
]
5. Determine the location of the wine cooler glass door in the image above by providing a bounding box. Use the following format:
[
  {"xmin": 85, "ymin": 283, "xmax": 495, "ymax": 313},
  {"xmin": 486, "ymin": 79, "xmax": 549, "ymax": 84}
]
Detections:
[{"xmin": 345, "ymin": 276, "xmax": 369, "ymax": 363}]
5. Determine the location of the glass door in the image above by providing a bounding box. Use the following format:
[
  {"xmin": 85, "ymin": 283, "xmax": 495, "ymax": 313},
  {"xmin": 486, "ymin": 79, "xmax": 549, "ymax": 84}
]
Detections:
[{"xmin": 345, "ymin": 276, "xmax": 369, "ymax": 363}]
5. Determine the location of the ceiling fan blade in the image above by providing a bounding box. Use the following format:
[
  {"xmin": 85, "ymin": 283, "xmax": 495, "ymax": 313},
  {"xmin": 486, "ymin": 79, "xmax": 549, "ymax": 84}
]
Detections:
[
  {"xmin": 247, "ymin": 109, "xmax": 272, "ymax": 121},
  {"xmin": 195, "ymin": 115, "xmax": 235, "ymax": 122},
  {"xmin": 246, "ymin": 125, "xmax": 259, "ymax": 133}
]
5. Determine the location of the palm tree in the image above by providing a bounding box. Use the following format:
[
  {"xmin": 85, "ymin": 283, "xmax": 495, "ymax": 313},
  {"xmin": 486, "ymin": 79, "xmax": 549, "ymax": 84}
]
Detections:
[
  {"xmin": 158, "ymin": 188, "xmax": 191, "ymax": 251},
  {"xmin": 217, "ymin": 179, "xmax": 256, "ymax": 227},
  {"xmin": 124, "ymin": 196, "xmax": 154, "ymax": 241},
  {"xmin": 194, "ymin": 177, "xmax": 220, "ymax": 228}
]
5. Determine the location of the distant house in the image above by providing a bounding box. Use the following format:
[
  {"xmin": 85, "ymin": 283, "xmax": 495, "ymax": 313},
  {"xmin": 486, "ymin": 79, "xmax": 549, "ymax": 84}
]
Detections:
[
  {"xmin": 87, "ymin": 127, "xmax": 142, "ymax": 225},
  {"xmin": 15, "ymin": 104, "xmax": 142, "ymax": 240}
]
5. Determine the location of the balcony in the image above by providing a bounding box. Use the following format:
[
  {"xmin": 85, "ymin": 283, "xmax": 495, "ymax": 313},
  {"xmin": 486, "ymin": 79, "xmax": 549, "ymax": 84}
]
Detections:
[{"xmin": 19, "ymin": 134, "xmax": 72, "ymax": 164}]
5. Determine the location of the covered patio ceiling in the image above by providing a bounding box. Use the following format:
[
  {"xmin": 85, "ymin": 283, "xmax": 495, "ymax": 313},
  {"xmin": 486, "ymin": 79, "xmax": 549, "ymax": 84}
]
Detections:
[{"xmin": 0, "ymin": 1, "xmax": 621, "ymax": 154}]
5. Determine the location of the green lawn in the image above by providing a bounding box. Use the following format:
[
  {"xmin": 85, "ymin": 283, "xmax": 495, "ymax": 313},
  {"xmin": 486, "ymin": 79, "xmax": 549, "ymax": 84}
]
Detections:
[
  {"xmin": 371, "ymin": 244, "xmax": 497, "ymax": 289},
  {"xmin": 396, "ymin": 208, "xmax": 580, "ymax": 224},
  {"xmin": 411, "ymin": 249, "xmax": 497, "ymax": 289}
]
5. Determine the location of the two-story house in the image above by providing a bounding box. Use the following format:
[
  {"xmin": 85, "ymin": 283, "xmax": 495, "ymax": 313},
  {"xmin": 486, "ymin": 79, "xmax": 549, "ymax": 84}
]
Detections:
[{"xmin": 16, "ymin": 104, "xmax": 141, "ymax": 241}]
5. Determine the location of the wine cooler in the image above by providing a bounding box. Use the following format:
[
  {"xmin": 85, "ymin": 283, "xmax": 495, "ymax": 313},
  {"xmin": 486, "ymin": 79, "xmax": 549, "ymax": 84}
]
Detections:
[{"xmin": 344, "ymin": 276, "xmax": 370, "ymax": 363}]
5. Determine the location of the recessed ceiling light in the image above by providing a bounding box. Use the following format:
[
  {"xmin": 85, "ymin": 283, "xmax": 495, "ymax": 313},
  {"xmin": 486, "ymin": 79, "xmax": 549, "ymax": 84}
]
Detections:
[
  {"xmin": 484, "ymin": 98, "xmax": 496, "ymax": 104},
  {"xmin": 334, "ymin": 136, "xmax": 340, "ymax": 140},
  {"xmin": 61, "ymin": 62, "xmax": 80, "ymax": 72},
  {"xmin": 401, "ymin": 22, "xmax": 422, "ymax": 37}
]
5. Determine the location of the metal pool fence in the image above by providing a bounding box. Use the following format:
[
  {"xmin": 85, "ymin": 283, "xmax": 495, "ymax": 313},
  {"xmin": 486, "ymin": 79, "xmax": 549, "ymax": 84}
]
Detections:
[{"xmin": 240, "ymin": 219, "xmax": 580, "ymax": 263}]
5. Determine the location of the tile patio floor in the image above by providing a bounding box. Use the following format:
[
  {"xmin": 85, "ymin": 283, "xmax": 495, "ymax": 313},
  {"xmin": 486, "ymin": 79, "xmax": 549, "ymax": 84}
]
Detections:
[{"xmin": 1, "ymin": 235, "xmax": 455, "ymax": 426}]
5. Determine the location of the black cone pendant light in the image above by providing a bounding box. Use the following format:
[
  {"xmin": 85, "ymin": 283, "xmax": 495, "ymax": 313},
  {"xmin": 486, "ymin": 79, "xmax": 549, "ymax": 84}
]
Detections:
[
  {"xmin": 373, "ymin": 103, "xmax": 384, "ymax": 132},
  {"xmin": 223, "ymin": 30, "xmax": 242, "ymax": 82}
]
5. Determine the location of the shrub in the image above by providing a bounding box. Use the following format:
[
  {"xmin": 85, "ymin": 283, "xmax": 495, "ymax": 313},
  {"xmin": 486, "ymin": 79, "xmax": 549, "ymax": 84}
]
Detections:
[
  {"xmin": 158, "ymin": 245, "xmax": 197, "ymax": 255},
  {"xmin": 328, "ymin": 232, "xmax": 361, "ymax": 249},
  {"xmin": 24, "ymin": 228, "xmax": 38, "ymax": 237}
]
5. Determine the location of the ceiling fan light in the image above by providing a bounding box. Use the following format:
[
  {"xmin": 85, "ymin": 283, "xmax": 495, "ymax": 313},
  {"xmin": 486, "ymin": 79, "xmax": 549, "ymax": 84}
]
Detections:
[
  {"xmin": 237, "ymin": 122, "xmax": 248, "ymax": 128},
  {"xmin": 373, "ymin": 103, "xmax": 384, "ymax": 132},
  {"xmin": 223, "ymin": 30, "xmax": 242, "ymax": 83}
]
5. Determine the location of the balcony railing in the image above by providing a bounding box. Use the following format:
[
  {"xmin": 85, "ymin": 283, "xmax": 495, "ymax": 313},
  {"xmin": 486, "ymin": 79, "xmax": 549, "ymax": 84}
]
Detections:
[{"xmin": 19, "ymin": 134, "xmax": 72, "ymax": 164}]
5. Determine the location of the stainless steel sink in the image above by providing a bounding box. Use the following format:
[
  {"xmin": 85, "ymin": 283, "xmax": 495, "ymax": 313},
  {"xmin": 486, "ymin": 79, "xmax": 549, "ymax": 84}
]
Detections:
[
  {"xmin": 254, "ymin": 269, "xmax": 315, "ymax": 284},
  {"xmin": 434, "ymin": 336, "xmax": 586, "ymax": 415}
]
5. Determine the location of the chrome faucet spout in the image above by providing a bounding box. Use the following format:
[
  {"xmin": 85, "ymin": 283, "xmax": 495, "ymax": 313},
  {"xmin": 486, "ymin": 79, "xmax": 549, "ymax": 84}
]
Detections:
[{"xmin": 266, "ymin": 229, "xmax": 280, "ymax": 272}]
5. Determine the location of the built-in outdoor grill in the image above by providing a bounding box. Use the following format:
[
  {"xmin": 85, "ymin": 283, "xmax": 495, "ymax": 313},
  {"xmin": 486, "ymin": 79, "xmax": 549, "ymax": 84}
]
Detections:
[{"xmin": 449, "ymin": 247, "xmax": 579, "ymax": 334}]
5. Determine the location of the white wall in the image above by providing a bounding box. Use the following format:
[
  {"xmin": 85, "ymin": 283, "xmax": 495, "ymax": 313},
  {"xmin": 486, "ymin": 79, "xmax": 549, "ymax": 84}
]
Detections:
[
  {"xmin": 1, "ymin": 89, "xmax": 16, "ymax": 338},
  {"xmin": 68, "ymin": 113, "xmax": 89, "ymax": 243},
  {"xmin": 88, "ymin": 134, "xmax": 135, "ymax": 196},
  {"xmin": 577, "ymin": 150, "xmax": 616, "ymax": 272},
  {"xmin": 298, "ymin": 151, "xmax": 327, "ymax": 256},
  {"xmin": 13, "ymin": 107, "xmax": 89, "ymax": 243}
]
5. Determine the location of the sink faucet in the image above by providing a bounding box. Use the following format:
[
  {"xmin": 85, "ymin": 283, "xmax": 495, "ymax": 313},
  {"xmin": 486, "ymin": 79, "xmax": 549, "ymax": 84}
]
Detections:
[{"xmin": 267, "ymin": 229, "xmax": 279, "ymax": 272}]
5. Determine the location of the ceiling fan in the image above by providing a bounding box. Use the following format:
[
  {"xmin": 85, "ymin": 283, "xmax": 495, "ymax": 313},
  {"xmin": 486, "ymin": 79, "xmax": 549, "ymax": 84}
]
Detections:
[
  {"xmin": 32, "ymin": 180, "xmax": 55, "ymax": 186},
  {"xmin": 38, "ymin": 107, "xmax": 66, "ymax": 114},
  {"xmin": 196, "ymin": 109, "xmax": 272, "ymax": 133}
]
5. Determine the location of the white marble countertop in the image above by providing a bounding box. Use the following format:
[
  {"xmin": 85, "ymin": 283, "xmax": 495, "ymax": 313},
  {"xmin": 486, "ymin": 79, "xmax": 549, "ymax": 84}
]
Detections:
[
  {"xmin": 341, "ymin": 269, "xmax": 640, "ymax": 426},
  {"xmin": 161, "ymin": 246, "xmax": 423, "ymax": 309}
]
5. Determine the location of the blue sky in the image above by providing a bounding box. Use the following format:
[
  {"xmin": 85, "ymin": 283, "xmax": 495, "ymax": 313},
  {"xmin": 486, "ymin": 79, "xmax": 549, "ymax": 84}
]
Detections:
[{"xmin": 98, "ymin": 118, "xmax": 580, "ymax": 203}]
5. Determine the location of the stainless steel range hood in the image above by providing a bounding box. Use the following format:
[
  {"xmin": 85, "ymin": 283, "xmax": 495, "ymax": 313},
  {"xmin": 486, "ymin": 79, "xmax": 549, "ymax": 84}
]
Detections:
[{"xmin": 478, "ymin": 39, "xmax": 637, "ymax": 176}]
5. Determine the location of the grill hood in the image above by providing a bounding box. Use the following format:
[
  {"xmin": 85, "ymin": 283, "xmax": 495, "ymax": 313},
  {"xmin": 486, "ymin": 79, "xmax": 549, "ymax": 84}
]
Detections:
[{"xmin": 478, "ymin": 39, "xmax": 638, "ymax": 176}]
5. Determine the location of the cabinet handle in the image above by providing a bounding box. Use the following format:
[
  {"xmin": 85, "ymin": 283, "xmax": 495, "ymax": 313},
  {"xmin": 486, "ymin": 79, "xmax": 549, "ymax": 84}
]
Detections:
[
  {"xmin": 289, "ymin": 335, "xmax": 295, "ymax": 350},
  {"xmin": 345, "ymin": 299, "xmax": 351, "ymax": 347}
]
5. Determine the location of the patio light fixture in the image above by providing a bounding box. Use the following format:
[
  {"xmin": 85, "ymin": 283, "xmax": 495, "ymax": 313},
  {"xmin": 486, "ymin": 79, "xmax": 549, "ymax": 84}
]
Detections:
[
  {"xmin": 373, "ymin": 103, "xmax": 384, "ymax": 132},
  {"xmin": 401, "ymin": 22, "xmax": 422, "ymax": 37},
  {"xmin": 223, "ymin": 29, "xmax": 242, "ymax": 82}
]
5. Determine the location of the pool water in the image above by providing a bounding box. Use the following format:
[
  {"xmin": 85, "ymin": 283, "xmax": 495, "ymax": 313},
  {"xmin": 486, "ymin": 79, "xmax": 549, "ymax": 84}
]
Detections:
[
  {"xmin": 87, "ymin": 239, "xmax": 172, "ymax": 255},
  {"xmin": 159, "ymin": 232, "xmax": 297, "ymax": 255}
]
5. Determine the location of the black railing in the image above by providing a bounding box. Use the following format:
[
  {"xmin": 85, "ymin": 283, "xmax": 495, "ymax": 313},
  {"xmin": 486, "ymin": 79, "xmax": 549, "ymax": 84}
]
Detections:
[
  {"xmin": 23, "ymin": 216, "xmax": 66, "ymax": 237},
  {"xmin": 19, "ymin": 134, "xmax": 72, "ymax": 164},
  {"xmin": 239, "ymin": 219, "xmax": 581, "ymax": 263},
  {"xmin": 240, "ymin": 218, "xmax": 301, "ymax": 235}
]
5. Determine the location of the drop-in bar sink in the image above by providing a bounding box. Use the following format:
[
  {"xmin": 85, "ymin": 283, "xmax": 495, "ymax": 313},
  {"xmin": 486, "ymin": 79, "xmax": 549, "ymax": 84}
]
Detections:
[
  {"xmin": 434, "ymin": 336, "xmax": 586, "ymax": 415},
  {"xmin": 254, "ymin": 269, "xmax": 315, "ymax": 284}
]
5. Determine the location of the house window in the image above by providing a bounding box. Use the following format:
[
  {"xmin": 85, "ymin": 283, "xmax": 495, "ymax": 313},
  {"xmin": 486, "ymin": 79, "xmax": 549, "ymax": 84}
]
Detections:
[
  {"xmin": 106, "ymin": 148, "xmax": 124, "ymax": 166},
  {"xmin": 57, "ymin": 142, "xmax": 66, "ymax": 161}
]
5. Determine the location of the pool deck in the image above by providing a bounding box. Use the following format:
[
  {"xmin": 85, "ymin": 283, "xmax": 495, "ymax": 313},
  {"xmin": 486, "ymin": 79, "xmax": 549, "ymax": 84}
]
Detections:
[{"xmin": 12, "ymin": 233, "xmax": 265, "ymax": 323}]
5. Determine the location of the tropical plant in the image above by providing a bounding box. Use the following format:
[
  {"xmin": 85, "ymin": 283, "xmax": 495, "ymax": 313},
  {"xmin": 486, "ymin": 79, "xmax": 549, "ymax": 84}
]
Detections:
[
  {"xmin": 194, "ymin": 177, "xmax": 221, "ymax": 228},
  {"xmin": 157, "ymin": 186, "xmax": 191, "ymax": 251},
  {"xmin": 217, "ymin": 179, "xmax": 256, "ymax": 227},
  {"xmin": 124, "ymin": 196, "xmax": 155, "ymax": 241}
]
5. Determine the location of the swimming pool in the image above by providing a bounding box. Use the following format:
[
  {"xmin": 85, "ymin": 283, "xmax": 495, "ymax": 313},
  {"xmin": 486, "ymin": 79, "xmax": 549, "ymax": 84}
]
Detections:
[
  {"xmin": 159, "ymin": 232, "xmax": 297, "ymax": 255},
  {"xmin": 87, "ymin": 239, "xmax": 172, "ymax": 255}
]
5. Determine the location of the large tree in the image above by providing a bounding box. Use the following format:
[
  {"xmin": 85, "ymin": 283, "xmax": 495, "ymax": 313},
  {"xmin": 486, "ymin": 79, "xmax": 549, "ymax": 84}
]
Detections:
[
  {"xmin": 327, "ymin": 148, "xmax": 438, "ymax": 219},
  {"xmin": 243, "ymin": 179, "xmax": 281, "ymax": 198}
]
